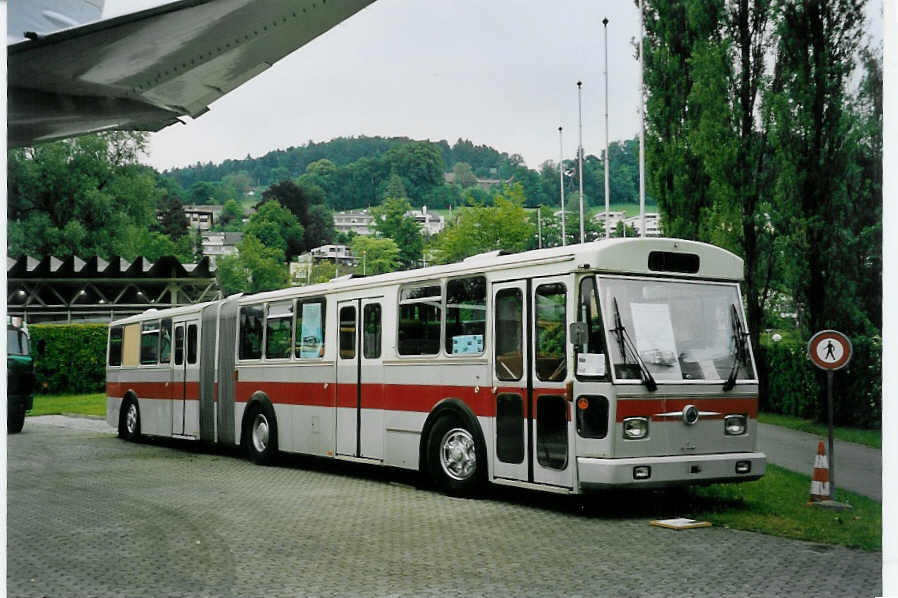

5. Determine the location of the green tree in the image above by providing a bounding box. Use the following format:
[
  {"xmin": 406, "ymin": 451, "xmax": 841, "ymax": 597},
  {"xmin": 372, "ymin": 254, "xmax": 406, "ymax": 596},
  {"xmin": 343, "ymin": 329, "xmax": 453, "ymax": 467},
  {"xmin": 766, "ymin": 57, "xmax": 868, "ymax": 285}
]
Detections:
[
  {"xmin": 351, "ymin": 236, "xmax": 400, "ymax": 275},
  {"xmin": 6, "ymin": 131, "xmax": 160, "ymax": 258},
  {"xmin": 451, "ymin": 162, "xmax": 478, "ymax": 188},
  {"xmin": 432, "ymin": 184, "xmax": 534, "ymax": 263},
  {"xmin": 154, "ymin": 194, "xmax": 189, "ymax": 239},
  {"xmin": 261, "ymin": 179, "xmax": 332, "ymax": 251},
  {"xmin": 244, "ymin": 200, "xmax": 304, "ymax": 261},
  {"xmin": 766, "ymin": 0, "xmax": 867, "ymax": 334},
  {"xmin": 218, "ymin": 199, "xmax": 245, "ymax": 231},
  {"xmin": 216, "ymin": 235, "xmax": 289, "ymax": 295},
  {"xmin": 371, "ymin": 196, "xmax": 423, "ymax": 269},
  {"xmin": 188, "ymin": 181, "xmax": 216, "ymax": 205}
]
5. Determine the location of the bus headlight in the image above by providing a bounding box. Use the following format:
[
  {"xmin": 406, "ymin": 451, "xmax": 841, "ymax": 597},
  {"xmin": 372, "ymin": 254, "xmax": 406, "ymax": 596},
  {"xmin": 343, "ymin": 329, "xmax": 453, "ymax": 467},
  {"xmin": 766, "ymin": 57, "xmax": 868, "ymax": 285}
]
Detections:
[
  {"xmin": 623, "ymin": 417, "xmax": 649, "ymax": 440},
  {"xmin": 724, "ymin": 414, "xmax": 747, "ymax": 436}
]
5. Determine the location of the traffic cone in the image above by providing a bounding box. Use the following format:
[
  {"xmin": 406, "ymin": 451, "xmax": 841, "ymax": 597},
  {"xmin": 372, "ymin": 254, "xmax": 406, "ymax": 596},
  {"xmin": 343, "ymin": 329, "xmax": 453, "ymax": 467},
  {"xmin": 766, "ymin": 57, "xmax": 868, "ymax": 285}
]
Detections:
[{"xmin": 808, "ymin": 440, "xmax": 831, "ymax": 503}]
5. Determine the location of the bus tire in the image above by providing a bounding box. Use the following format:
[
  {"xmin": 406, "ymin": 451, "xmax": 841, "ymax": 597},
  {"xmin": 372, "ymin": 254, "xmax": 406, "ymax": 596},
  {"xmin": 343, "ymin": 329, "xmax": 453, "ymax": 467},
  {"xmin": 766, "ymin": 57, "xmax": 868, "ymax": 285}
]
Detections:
[
  {"xmin": 120, "ymin": 398, "xmax": 141, "ymax": 442},
  {"xmin": 427, "ymin": 414, "xmax": 484, "ymax": 497},
  {"xmin": 245, "ymin": 402, "xmax": 278, "ymax": 466},
  {"xmin": 8, "ymin": 407, "xmax": 25, "ymax": 434}
]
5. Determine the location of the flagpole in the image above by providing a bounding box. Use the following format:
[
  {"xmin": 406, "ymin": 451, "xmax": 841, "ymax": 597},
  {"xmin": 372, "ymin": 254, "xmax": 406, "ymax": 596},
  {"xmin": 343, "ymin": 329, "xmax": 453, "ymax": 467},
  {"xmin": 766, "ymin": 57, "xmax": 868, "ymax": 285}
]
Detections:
[
  {"xmin": 558, "ymin": 126, "xmax": 566, "ymax": 246},
  {"xmin": 603, "ymin": 17, "xmax": 611, "ymax": 239},
  {"xmin": 577, "ymin": 81, "xmax": 585, "ymax": 244},
  {"xmin": 638, "ymin": 0, "xmax": 646, "ymax": 237}
]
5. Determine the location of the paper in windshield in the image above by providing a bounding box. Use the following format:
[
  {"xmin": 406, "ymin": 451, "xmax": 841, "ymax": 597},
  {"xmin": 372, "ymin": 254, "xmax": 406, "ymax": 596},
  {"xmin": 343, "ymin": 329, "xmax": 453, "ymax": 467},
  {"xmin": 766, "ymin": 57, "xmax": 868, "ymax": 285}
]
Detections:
[{"xmin": 630, "ymin": 302, "xmax": 683, "ymax": 379}]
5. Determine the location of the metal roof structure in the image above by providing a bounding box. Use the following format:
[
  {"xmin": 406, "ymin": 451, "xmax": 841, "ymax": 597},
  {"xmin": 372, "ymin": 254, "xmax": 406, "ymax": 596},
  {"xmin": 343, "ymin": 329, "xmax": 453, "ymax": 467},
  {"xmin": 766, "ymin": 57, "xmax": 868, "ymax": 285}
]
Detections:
[{"xmin": 7, "ymin": 255, "xmax": 220, "ymax": 324}]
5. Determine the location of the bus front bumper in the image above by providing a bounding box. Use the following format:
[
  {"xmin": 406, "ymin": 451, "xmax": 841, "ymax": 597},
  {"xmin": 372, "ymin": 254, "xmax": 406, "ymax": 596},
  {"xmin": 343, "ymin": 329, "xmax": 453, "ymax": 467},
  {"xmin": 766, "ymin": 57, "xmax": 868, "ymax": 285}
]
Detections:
[{"xmin": 578, "ymin": 452, "xmax": 766, "ymax": 490}]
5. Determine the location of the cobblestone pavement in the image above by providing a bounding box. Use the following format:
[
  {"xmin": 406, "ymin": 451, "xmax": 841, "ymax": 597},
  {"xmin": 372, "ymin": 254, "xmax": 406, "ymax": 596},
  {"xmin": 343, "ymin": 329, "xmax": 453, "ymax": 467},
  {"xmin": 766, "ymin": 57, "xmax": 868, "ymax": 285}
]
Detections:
[{"xmin": 8, "ymin": 418, "xmax": 883, "ymax": 598}]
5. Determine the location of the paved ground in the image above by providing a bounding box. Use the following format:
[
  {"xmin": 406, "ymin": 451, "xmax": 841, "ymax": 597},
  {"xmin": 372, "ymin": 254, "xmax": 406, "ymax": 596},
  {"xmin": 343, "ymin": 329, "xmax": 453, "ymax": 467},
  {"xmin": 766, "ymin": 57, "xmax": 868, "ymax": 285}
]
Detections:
[
  {"xmin": 758, "ymin": 423, "xmax": 882, "ymax": 501},
  {"xmin": 7, "ymin": 417, "xmax": 882, "ymax": 598}
]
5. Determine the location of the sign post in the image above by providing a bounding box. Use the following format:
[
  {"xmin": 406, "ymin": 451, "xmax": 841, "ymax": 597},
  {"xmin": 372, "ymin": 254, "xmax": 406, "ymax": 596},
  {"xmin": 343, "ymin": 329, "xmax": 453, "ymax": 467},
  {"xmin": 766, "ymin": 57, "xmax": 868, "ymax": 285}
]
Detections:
[{"xmin": 807, "ymin": 330, "xmax": 852, "ymax": 502}]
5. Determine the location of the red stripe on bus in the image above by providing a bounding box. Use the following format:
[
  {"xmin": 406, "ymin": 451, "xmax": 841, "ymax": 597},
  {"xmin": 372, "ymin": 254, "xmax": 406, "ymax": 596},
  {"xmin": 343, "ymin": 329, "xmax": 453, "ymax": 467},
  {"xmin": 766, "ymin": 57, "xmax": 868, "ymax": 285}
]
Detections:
[
  {"xmin": 106, "ymin": 381, "xmax": 200, "ymax": 400},
  {"xmin": 615, "ymin": 397, "xmax": 757, "ymax": 422}
]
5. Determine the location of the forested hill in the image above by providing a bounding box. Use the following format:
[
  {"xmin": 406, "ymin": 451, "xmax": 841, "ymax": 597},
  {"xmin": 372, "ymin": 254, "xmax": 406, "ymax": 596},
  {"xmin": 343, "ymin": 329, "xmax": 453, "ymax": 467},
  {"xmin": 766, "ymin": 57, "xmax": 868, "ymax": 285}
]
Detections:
[
  {"xmin": 164, "ymin": 135, "xmax": 649, "ymax": 212},
  {"xmin": 165, "ymin": 136, "xmax": 514, "ymax": 190}
]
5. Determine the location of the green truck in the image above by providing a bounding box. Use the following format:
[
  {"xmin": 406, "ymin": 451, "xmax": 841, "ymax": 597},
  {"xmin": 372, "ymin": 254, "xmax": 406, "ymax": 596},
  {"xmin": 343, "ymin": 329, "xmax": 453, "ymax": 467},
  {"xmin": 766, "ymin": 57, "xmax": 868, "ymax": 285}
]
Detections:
[{"xmin": 7, "ymin": 319, "xmax": 35, "ymax": 434}]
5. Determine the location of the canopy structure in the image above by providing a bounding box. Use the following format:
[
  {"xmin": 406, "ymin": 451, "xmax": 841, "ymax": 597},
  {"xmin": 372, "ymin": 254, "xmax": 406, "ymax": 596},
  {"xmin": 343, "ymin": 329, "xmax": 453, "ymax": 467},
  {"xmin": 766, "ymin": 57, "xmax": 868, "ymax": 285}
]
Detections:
[{"xmin": 7, "ymin": 255, "xmax": 220, "ymax": 323}]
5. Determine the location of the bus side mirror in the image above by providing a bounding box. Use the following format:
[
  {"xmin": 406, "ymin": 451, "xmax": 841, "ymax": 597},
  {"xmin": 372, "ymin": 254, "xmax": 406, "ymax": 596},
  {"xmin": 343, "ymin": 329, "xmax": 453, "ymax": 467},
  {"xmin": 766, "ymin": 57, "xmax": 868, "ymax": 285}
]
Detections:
[{"xmin": 569, "ymin": 322, "xmax": 588, "ymax": 350}]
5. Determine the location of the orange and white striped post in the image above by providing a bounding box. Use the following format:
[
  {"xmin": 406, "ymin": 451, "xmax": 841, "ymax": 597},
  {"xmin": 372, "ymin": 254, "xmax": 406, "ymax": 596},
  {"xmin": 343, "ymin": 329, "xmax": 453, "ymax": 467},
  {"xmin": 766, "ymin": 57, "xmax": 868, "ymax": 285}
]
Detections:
[{"xmin": 808, "ymin": 440, "xmax": 831, "ymax": 503}]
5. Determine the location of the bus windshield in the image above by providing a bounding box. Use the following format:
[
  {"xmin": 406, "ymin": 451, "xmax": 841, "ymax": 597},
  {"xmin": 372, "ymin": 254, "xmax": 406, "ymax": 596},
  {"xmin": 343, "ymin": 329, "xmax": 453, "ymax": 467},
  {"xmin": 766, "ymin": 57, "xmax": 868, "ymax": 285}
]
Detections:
[
  {"xmin": 8, "ymin": 327, "xmax": 30, "ymax": 356},
  {"xmin": 598, "ymin": 276, "xmax": 755, "ymax": 384}
]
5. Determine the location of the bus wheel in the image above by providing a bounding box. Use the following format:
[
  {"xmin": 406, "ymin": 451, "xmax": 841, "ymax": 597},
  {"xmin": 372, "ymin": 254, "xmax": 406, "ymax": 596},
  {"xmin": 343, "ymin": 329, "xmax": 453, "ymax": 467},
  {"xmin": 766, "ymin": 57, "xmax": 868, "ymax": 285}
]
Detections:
[
  {"xmin": 120, "ymin": 399, "xmax": 141, "ymax": 442},
  {"xmin": 427, "ymin": 414, "xmax": 483, "ymax": 497},
  {"xmin": 7, "ymin": 407, "xmax": 25, "ymax": 434},
  {"xmin": 246, "ymin": 403, "xmax": 278, "ymax": 466}
]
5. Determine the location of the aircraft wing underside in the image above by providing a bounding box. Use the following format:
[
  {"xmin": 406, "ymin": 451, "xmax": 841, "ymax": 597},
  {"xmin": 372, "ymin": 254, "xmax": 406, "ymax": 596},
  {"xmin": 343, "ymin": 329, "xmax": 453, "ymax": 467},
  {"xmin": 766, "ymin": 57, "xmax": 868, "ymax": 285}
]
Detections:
[{"xmin": 8, "ymin": 0, "xmax": 375, "ymax": 147}]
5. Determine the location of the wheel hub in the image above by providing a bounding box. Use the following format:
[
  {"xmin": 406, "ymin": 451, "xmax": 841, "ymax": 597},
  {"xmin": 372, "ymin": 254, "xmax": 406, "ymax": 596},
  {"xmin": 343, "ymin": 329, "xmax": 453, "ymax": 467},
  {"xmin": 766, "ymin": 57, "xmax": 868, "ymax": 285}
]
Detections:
[
  {"xmin": 439, "ymin": 428, "xmax": 476, "ymax": 481},
  {"xmin": 252, "ymin": 413, "xmax": 269, "ymax": 453}
]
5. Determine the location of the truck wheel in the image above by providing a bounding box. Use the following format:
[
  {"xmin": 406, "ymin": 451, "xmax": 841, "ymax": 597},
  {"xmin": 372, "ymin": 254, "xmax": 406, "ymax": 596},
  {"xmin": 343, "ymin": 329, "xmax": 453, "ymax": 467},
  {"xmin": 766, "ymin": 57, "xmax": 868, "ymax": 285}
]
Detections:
[
  {"xmin": 7, "ymin": 408, "xmax": 25, "ymax": 434},
  {"xmin": 427, "ymin": 414, "xmax": 484, "ymax": 497}
]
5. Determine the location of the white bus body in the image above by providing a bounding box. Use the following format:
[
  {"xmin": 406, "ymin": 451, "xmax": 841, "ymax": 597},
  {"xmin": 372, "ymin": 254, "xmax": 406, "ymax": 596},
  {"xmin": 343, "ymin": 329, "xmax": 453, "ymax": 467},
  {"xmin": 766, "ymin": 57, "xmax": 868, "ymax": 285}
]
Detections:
[{"xmin": 106, "ymin": 238, "xmax": 766, "ymax": 495}]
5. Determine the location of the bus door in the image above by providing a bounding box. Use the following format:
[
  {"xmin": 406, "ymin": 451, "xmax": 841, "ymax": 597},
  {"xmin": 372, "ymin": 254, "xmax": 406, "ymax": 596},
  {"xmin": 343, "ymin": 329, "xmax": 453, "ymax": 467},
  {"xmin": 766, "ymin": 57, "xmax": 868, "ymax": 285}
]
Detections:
[
  {"xmin": 336, "ymin": 298, "xmax": 384, "ymax": 459},
  {"xmin": 492, "ymin": 277, "xmax": 573, "ymax": 489},
  {"xmin": 530, "ymin": 278, "xmax": 574, "ymax": 488},
  {"xmin": 491, "ymin": 281, "xmax": 529, "ymax": 481},
  {"xmin": 172, "ymin": 319, "xmax": 200, "ymax": 437}
]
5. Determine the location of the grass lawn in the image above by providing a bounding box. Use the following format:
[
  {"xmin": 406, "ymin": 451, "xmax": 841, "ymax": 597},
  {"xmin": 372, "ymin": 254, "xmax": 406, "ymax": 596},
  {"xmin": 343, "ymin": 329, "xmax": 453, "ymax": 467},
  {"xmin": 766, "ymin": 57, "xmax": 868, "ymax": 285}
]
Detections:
[
  {"xmin": 28, "ymin": 392, "xmax": 106, "ymax": 418},
  {"xmin": 686, "ymin": 464, "xmax": 881, "ymax": 550},
  {"xmin": 759, "ymin": 412, "xmax": 881, "ymax": 449}
]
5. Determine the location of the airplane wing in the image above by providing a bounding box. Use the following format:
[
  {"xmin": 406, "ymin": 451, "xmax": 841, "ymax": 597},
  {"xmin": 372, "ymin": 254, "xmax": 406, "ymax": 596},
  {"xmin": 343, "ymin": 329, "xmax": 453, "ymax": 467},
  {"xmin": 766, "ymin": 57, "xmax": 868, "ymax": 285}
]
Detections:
[{"xmin": 8, "ymin": 0, "xmax": 376, "ymax": 147}]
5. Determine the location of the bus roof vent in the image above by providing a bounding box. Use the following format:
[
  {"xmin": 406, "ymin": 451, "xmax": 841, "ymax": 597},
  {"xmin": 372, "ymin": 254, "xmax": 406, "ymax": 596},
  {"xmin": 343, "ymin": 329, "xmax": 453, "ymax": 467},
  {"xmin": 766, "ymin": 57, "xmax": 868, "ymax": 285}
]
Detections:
[
  {"xmin": 329, "ymin": 274, "xmax": 354, "ymax": 282},
  {"xmin": 463, "ymin": 250, "xmax": 511, "ymax": 263}
]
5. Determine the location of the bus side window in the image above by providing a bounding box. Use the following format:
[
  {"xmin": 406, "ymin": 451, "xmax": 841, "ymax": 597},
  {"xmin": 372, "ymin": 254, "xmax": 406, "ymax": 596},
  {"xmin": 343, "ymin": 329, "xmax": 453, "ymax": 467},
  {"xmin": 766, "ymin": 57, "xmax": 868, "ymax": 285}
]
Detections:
[
  {"xmin": 363, "ymin": 304, "xmax": 381, "ymax": 359},
  {"xmin": 398, "ymin": 284, "xmax": 442, "ymax": 356},
  {"xmin": 187, "ymin": 324, "xmax": 198, "ymax": 365},
  {"xmin": 296, "ymin": 298, "xmax": 326, "ymax": 359},
  {"xmin": 445, "ymin": 276, "xmax": 486, "ymax": 355},
  {"xmin": 239, "ymin": 305, "xmax": 264, "ymax": 360},
  {"xmin": 577, "ymin": 277, "xmax": 607, "ymax": 378},
  {"xmin": 495, "ymin": 289, "xmax": 523, "ymax": 381},
  {"xmin": 535, "ymin": 283, "xmax": 567, "ymax": 381},
  {"xmin": 123, "ymin": 324, "xmax": 140, "ymax": 366},
  {"xmin": 140, "ymin": 320, "xmax": 160, "ymax": 365},
  {"xmin": 265, "ymin": 302, "xmax": 293, "ymax": 359},
  {"xmin": 175, "ymin": 326, "xmax": 185, "ymax": 366},
  {"xmin": 159, "ymin": 319, "xmax": 173, "ymax": 364},
  {"xmin": 339, "ymin": 306, "xmax": 356, "ymax": 359},
  {"xmin": 108, "ymin": 326, "xmax": 123, "ymax": 366}
]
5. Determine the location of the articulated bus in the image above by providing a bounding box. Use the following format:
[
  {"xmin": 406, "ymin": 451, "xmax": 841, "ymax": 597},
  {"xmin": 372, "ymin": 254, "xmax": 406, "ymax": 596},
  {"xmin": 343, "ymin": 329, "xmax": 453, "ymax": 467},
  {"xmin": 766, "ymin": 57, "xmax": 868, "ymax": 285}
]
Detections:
[{"xmin": 106, "ymin": 238, "xmax": 765, "ymax": 495}]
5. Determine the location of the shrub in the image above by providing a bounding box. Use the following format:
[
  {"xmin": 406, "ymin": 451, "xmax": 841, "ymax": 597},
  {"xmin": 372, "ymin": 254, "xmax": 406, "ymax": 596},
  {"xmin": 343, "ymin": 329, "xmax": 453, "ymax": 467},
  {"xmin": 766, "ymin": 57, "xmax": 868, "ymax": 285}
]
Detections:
[
  {"xmin": 30, "ymin": 323, "xmax": 108, "ymax": 394},
  {"xmin": 762, "ymin": 334, "xmax": 881, "ymax": 429}
]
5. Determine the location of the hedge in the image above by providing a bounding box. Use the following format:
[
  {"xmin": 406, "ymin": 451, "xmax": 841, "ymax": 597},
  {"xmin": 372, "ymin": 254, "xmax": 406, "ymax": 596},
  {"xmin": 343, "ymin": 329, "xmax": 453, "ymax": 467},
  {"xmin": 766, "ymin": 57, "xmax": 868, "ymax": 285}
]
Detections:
[
  {"xmin": 761, "ymin": 334, "xmax": 881, "ymax": 429},
  {"xmin": 30, "ymin": 323, "xmax": 108, "ymax": 394}
]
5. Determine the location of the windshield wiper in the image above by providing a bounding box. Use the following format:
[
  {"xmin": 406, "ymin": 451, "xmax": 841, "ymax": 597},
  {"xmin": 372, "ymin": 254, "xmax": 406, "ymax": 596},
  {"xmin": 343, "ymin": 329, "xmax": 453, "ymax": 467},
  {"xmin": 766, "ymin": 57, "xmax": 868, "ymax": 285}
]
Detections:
[
  {"xmin": 723, "ymin": 303, "xmax": 748, "ymax": 391},
  {"xmin": 611, "ymin": 297, "xmax": 657, "ymax": 392}
]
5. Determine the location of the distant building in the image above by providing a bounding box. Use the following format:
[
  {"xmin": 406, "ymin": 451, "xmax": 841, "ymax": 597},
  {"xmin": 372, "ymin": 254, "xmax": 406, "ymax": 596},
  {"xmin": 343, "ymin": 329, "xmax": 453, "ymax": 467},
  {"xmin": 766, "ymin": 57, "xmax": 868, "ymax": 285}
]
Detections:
[
  {"xmin": 182, "ymin": 204, "xmax": 224, "ymax": 230},
  {"xmin": 201, "ymin": 232, "xmax": 243, "ymax": 263},
  {"xmin": 310, "ymin": 244, "xmax": 356, "ymax": 266},
  {"xmin": 408, "ymin": 206, "xmax": 445, "ymax": 236},
  {"xmin": 592, "ymin": 210, "xmax": 628, "ymax": 234},
  {"xmin": 334, "ymin": 209, "xmax": 375, "ymax": 236},
  {"xmin": 624, "ymin": 212, "xmax": 662, "ymax": 237},
  {"xmin": 443, "ymin": 172, "xmax": 505, "ymax": 190},
  {"xmin": 333, "ymin": 206, "xmax": 444, "ymax": 236}
]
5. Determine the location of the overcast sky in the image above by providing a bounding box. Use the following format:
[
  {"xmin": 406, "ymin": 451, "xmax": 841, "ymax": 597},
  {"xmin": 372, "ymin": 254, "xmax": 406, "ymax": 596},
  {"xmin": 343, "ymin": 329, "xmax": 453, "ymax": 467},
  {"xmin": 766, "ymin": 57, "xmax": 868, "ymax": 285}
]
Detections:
[{"xmin": 105, "ymin": 0, "xmax": 883, "ymax": 173}]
